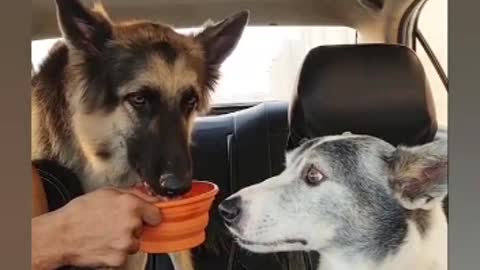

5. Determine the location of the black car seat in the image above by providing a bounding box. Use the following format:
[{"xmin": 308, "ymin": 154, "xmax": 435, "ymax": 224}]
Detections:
[
  {"xmin": 287, "ymin": 44, "xmax": 438, "ymax": 150},
  {"xmin": 147, "ymin": 101, "xmax": 313, "ymax": 270}
]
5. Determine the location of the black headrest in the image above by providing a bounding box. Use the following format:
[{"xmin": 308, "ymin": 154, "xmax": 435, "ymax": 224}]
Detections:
[{"xmin": 287, "ymin": 44, "xmax": 438, "ymax": 150}]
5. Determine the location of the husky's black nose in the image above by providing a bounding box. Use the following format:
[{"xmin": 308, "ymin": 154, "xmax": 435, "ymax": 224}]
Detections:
[
  {"xmin": 219, "ymin": 196, "xmax": 241, "ymax": 225},
  {"xmin": 158, "ymin": 173, "xmax": 191, "ymax": 197}
]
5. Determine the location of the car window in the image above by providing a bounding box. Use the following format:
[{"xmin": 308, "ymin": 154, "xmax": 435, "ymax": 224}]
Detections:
[
  {"xmin": 417, "ymin": 0, "xmax": 448, "ymax": 128},
  {"xmin": 31, "ymin": 38, "xmax": 59, "ymax": 72},
  {"xmin": 32, "ymin": 26, "xmax": 356, "ymax": 104}
]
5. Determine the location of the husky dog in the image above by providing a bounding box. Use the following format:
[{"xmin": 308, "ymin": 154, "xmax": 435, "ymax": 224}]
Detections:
[
  {"xmin": 219, "ymin": 133, "xmax": 448, "ymax": 270},
  {"xmin": 32, "ymin": 0, "xmax": 248, "ymax": 269}
]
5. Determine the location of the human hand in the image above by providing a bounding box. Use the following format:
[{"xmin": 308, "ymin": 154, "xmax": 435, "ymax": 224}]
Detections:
[{"xmin": 33, "ymin": 187, "xmax": 161, "ymax": 269}]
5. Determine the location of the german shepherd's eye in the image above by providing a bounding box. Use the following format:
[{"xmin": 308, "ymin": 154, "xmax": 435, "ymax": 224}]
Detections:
[
  {"xmin": 182, "ymin": 88, "xmax": 199, "ymax": 113},
  {"xmin": 126, "ymin": 93, "xmax": 147, "ymax": 107},
  {"xmin": 186, "ymin": 96, "xmax": 198, "ymax": 110},
  {"xmin": 304, "ymin": 164, "xmax": 325, "ymax": 186}
]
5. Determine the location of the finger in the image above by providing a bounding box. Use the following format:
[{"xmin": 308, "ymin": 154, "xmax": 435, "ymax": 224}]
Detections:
[
  {"xmin": 133, "ymin": 226, "xmax": 143, "ymax": 239},
  {"xmin": 105, "ymin": 253, "xmax": 128, "ymax": 268},
  {"xmin": 127, "ymin": 238, "xmax": 141, "ymax": 254},
  {"xmin": 94, "ymin": 186, "xmax": 118, "ymax": 193},
  {"xmin": 125, "ymin": 188, "xmax": 160, "ymax": 203},
  {"xmin": 137, "ymin": 202, "xmax": 162, "ymax": 226}
]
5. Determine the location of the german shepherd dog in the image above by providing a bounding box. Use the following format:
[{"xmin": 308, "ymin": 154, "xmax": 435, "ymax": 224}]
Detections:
[
  {"xmin": 32, "ymin": 0, "xmax": 248, "ymax": 269},
  {"xmin": 220, "ymin": 133, "xmax": 448, "ymax": 270}
]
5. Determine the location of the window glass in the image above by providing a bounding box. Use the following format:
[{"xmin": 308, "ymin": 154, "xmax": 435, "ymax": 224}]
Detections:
[
  {"xmin": 32, "ymin": 26, "xmax": 356, "ymax": 104},
  {"xmin": 417, "ymin": 0, "xmax": 448, "ymax": 128}
]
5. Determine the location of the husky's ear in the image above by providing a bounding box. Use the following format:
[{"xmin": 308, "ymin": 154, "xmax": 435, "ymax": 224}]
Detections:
[
  {"xmin": 195, "ymin": 10, "xmax": 249, "ymax": 67},
  {"xmin": 388, "ymin": 139, "xmax": 448, "ymax": 210},
  {"xmin": 55, "ymin": 0, "xmax": 112, "ymax": 55}
]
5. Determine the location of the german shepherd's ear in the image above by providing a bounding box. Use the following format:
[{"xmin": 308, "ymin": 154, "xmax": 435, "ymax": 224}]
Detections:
[
  {"xmin": 388, "ymin": 139, "xmax": 448, "ymax": 210},
  {"xmin": 195, "ymin": 10, "xmax": 249, "ymax": 67},
  {"xmin": 55, "ymin": 0, "xmax": 112, "ymax": 55}
]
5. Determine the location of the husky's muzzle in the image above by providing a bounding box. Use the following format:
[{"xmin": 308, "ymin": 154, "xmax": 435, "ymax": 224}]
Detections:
[{"xmin": 218, "ymin": 196, "xmax": 242, "ymax": 226}]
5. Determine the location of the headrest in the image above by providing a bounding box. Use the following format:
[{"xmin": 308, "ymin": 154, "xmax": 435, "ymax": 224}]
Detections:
[{"xmin": 287, "ymin": 44, "xmax": 438, "ymax": 150}]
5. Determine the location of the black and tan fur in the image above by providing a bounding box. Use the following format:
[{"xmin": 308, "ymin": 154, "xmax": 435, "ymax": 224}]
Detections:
[{"xmin": 32, "ymin": 0, "xmax": 248, "ymax": 269}]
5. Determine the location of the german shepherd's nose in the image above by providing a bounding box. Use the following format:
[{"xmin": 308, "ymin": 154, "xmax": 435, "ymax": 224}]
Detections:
[
  {"xmin": 219, "ymin": 196, "xmax": 242, "ymax": 225},
  {"xmin": 159, "ymin": 173, "xmax": 192, "ymax": 197}
]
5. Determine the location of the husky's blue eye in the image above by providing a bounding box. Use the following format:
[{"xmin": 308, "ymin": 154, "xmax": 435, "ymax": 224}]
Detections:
[{"xmin": 305, "ymin": 165, "xmax": 325, "ymax": 186}]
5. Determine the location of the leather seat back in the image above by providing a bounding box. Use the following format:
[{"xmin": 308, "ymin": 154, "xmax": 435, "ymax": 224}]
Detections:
[
  {"xmin": 148, "ymin": 101, "xmax": 302, "ymax": 270},
  {"xmin": 288, "ymin": 44, "xmax": 438, "ymax": 150}
]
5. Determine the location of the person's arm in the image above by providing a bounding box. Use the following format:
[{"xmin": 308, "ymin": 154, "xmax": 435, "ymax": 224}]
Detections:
[
  {"xmin": 32, "ymin": 211, "xmax": 69, "ymax": 270},
  {"xmin": 32, "ymin": 165, "xmax": 65, "ymax": 269}
]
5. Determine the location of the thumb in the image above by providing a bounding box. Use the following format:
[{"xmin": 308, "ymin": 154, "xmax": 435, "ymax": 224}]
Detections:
[
  {"xmin": 125, "ymin": 188, "xmax": 160, "ymax": 203},
  {"xmin": 137, "ymin": 202, "xmax": 162, "ymax": 226}
]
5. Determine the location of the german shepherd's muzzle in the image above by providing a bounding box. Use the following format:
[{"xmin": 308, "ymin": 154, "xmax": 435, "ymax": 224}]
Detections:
[
  {"xmin": 32, "ymin": 0, "xmax": 249, "ymax": 198},
  {"xmin": 127, "ymin": 105, "xmax": 193, "ymax": 196}
]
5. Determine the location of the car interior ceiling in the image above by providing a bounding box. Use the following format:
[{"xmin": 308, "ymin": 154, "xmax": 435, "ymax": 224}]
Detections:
[
  {"xmin": 33, "ymin": 0, "xmax": 420, "ymax": 42},
  {"xmin": 31, "ymin": 1, "xmax": 447, "ymax": 270}
]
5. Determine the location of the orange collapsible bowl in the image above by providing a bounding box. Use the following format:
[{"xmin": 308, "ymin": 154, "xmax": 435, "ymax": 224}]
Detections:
[{"xmin": 139, "ymin": 180, "xmax": 219, "ymax": 253}]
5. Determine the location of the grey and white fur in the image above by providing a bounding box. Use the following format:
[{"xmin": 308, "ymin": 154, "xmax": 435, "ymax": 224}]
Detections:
[{"xmin": 219, "ymin": 133, "xmax": 448, "ymax": 270}]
